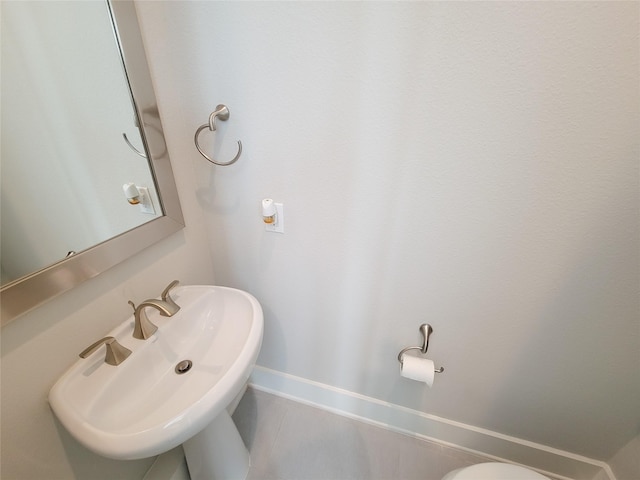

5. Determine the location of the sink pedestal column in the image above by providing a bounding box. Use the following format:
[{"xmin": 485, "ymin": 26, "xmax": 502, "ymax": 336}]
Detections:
[{"xmin": 183, "ymin": 410, "xmax": 250, "ymax": 480}]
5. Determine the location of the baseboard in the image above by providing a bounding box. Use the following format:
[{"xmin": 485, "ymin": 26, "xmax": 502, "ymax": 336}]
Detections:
[{"xmin": 249, "ymin": 366, "xmax": 614, "ymax": 480}]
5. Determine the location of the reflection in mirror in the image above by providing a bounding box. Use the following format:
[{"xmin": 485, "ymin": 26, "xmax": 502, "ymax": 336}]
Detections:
[
  {"xmin": 0, "ymin": 0, "xmax": 184, "ymax": 325},
  {"xmin": 1, "ymin": 1, "xmax": 161, "ymax": 284}
]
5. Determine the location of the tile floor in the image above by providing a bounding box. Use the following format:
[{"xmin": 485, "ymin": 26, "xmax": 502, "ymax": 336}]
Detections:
[{"xmin": 231, "ymin": 387, "xmax": 493, "ymax": 480}]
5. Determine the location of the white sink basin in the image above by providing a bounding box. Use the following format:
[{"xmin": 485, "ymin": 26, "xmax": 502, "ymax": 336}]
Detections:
[{"xmin": 49, "ymin": 285, "xmax": 263, "ymax": 463}]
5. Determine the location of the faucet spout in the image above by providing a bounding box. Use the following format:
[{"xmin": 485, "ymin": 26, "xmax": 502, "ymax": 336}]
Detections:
[
  {"xmin": 130, "ymin": 299, "xmax": 176, "ymax": 340},
  {"xmin": 128, "ymin": 281, "xmax": 181, "ymax": 340},
  {"xmin": 139, "ymin": 299, "xmax": 176, "ymax": 317}
]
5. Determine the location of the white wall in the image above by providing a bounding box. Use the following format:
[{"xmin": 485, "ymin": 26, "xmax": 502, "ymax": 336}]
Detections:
[
  {"xmin": 136, "ymin": 0, "xmax": 639, "ymax": 464},
  {"xmin": 1, "ymin": 2, "xmax": 638, "ymax": 479}
]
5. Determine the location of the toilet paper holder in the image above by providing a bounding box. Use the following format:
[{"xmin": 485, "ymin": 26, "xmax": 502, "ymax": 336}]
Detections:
[{"xmin": 397, "ymin": 324, "xmax": 445, "ymax": 373}]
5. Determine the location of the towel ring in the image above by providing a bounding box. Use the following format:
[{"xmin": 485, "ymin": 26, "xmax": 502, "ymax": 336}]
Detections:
[
  {"xmin": 194, "ymin": 104, "xmax": 243, "ymax": 166},
  {"xmin": 122, "ymin": 117, "xmax": 167, "ymax": 160},
  {"xmin": 122, "ymin": 133, "xmax": 147, "ymax": 158}
]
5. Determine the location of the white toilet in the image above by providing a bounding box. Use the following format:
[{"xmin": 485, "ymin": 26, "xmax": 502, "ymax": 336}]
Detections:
[{"xmin": 443, "ymin": 462, "xmax": 550, "ymax": 480}]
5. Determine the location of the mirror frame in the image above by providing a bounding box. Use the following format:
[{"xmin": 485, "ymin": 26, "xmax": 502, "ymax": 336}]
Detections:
[{"xmin": 0, "ymin": 0, "xmax": 184, "ymax": 325}]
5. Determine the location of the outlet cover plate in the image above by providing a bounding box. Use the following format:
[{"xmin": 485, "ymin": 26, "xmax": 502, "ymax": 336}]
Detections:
[{"xmin": 265, "ymin": 203, "xmax": 284, "ymax": 233}]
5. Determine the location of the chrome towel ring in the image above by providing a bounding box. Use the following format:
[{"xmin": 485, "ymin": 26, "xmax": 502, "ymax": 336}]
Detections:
[{"xmin": 194, "ymin": 104, "xmax": 243, "ymax": 166}]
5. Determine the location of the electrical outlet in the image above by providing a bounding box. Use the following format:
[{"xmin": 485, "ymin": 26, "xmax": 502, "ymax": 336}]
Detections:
[
  {"xmin": 265, "ymin": 203, "xmax": 284, "ymax": 233},
  {"xmin": 137, "ymin": 187, "xmax": 156, "ymax": 215}
]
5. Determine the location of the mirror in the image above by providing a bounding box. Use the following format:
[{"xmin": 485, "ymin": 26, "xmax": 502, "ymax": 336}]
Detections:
[
  {"xmin": 0, "ymin": 0, "xmax": 184, "ymax": 325},
  {"xmin": 1, "ymin": 1, "xmax": 161, "ymax": 285}
]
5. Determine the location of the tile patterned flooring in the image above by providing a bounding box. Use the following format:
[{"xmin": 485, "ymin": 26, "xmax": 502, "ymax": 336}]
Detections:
[{"xmin": 232, "ymin": 388, "xmax": 492, "ymax": 480}]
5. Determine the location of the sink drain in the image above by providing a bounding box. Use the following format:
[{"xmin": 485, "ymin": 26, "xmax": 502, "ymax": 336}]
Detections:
[{"xmin": 175, "ymin": 360, "xmax": 193, "ymax": 374}]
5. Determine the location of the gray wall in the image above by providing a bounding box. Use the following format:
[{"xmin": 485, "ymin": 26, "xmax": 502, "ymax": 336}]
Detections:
[
  {"xmin": 1, "ymin": 2, "xmax": 638, "ymax": 479},
  {"xmin": 138, "ymin": 0, "xmax": 639, "ymax": 461}
]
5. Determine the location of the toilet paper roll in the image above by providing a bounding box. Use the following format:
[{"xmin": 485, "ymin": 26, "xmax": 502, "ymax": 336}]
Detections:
[{"xmin": 401, "ymin": 356, "xmax": 435, "ymax": 387}]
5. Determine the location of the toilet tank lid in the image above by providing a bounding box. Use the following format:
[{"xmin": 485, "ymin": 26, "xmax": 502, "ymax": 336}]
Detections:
[{"xmin": 448, "ymin": 462, "xmax": 549, "ymax": 480}]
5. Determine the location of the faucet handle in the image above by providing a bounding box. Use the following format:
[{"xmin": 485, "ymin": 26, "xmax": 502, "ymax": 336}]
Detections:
[
  {"xmin": 160, "ymin": 280, "xmax": 181, "ymax": 315},
  {"xmin": 79, "ymin": 336, "xmax": 131, "ymax": 366}
]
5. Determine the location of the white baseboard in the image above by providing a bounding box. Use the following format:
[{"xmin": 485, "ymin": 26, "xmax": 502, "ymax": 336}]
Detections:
[{"xmin": 249, "ymin": 366, "xmax": 614, "ymax": 480}]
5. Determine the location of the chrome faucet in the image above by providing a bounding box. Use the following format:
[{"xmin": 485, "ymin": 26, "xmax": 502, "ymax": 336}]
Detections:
[{"xmin": 129, "ymin": 280, "xmax": 181, "ymax": 340}]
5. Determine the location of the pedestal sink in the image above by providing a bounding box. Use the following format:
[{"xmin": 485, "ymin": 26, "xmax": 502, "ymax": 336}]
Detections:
[{"xmin": 49, "ymin": 285, "xmax": 263, "ymax": 480}]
